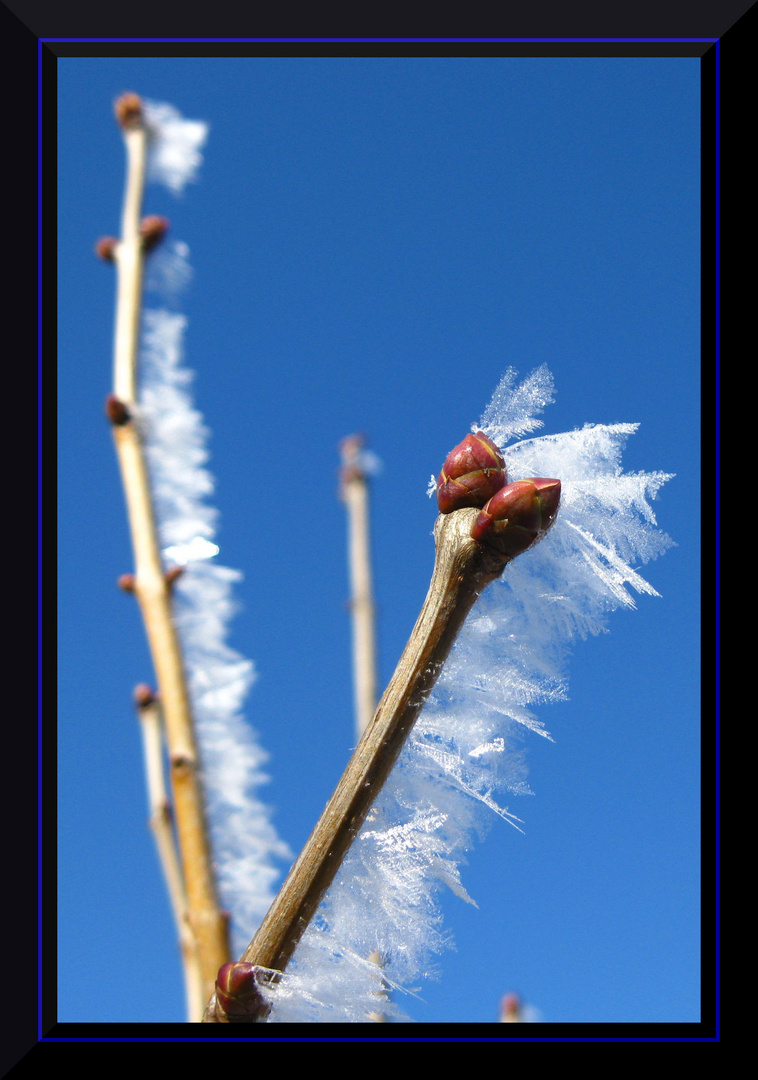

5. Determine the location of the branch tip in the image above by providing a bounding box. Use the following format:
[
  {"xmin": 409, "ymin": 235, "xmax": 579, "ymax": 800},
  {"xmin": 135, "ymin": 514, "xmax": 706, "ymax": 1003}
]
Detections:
[
  {"xmin": 114, "ymin": 92, "xmax": 144, "ymax": 130},
  {"xmin": 500, "ymin": 992, "xmax": 522, "ymax": 1023},
  {"xmin": 437, "ymin": 431, "xmax": 507, "ymax": 514},
  {"xmin": 471, "ymin": 477, "xmax": 561, "ymax": 558},
  {"xmin": 339, "ymin": 433, "xmax": 368, "ymax": 491}
]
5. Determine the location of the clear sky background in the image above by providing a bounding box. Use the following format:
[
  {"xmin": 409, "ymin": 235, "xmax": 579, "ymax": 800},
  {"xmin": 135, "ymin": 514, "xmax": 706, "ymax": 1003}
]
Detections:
[{"xmin": 57, "ymin": 55, "xmax": 702, "ymax": 1028}]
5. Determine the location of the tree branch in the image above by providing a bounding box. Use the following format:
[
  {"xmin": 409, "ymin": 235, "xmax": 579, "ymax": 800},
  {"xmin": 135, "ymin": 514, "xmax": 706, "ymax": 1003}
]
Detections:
[
  {"xmin": 104, "ymin": 94, "xmax": 230, "ymax": 1009},
  {"xmin": 203, "ymin": 506, "xmax": 510, "ymax": 1022}
]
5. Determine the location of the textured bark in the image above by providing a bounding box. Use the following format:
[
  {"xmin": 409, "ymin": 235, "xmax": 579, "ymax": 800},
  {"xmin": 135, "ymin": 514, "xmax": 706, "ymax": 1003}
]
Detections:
[{"xmin": 203, "ymin": 507, "xmax": 509, "ymax": 1022}]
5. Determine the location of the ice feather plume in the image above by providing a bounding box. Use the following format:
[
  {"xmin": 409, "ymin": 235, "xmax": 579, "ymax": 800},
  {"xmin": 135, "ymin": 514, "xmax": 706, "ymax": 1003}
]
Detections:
[
  {"xmin": 137, "ymin": 103, "xmax": 289, "ymax": 955},
  {"xmin": 144, "ymin": 100, "xmax": 208, "ymax": 196},
  {"xmin": 266, "ymin": 365, "xmax": 673, "ymax": 1022}
]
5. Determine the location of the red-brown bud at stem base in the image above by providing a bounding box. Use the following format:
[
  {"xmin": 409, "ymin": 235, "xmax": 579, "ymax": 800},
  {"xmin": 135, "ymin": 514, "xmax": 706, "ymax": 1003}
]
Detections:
[
  {"xmin": 214, "ymin": 962, "xmax": 268, "ymax": 1022},
  {"xmin": 106, "ymin": 394, "xmax": 131, "ymax": 426},
  {"xmin": 436, "ymin": 431, "xmax": 507, "ymax": 514},
  {"xmin": 339, "ymin": 433, "xmax": 367, "ymax": 490},
  {"xmin": 95, "ymin": 237, "xmax": 118, "ymax": 262},
  {"xmin": 471, "ymin": 477, "xmax": 561, "ymax": 559},
  {"xmin": 500, "ymin": 992, "xmax": 522, "ymax": 1022},
  {"xmin": 133, "ymin": 683, "xmax": 156, "ymax": 708},
  {"xmin": 165, "ymin": 565, "xmax": 184, "ymax": 587},
  {"xmin": 140, "ymin": 215, "xmax": 169, "ymax": 253},
  {"xmin": 114, "ymin": 92, "xmax": 144, "ymax": 130}
]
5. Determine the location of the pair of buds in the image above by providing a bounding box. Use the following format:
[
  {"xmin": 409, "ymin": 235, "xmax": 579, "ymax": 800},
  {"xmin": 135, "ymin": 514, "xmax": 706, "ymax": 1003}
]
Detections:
[
  {"xmin": 436, "ymin": 431, "xmax": 561, "ymax": 559},
  {"xmin": 96, "ymin": 215, "xmax": 170, "ymax": 262}
]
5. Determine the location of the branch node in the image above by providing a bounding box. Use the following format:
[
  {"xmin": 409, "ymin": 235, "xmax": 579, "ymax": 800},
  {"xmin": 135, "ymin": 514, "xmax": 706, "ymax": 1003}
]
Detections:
[
  {"xmin": 95, "ymin": 236, "xmax": 119, "ymax": 262},
  {"xmin": 140, "ymin": 215, "xmax": 170, "ymax": 253},
  {"xmin": 171, "ymin": 753, "xmax": 197, "ymax": 777},
  {"xmin": 205, "ymin": 963, "xmax": 276, "ymax": 1023},
  {"xmin": 114, "ymin": 92, "xmax": 144, "ymax": 130},
  {"xmin": 133, "ymin": 683, "xmax": 156, "ymax": 708},
  {"xmin": 165, "ymin": 564, "xmax": 184, "ymax": 587},
  {"xmin": 106, "ymin": 394, "xmax": 131, "ymax": 426}
]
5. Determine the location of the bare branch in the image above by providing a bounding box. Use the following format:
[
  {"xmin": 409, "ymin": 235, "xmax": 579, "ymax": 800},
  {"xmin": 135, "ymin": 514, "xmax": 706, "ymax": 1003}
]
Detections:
[{"xmin": 204, "ymin": 507, "xmax": 511, "ymax": 1022}]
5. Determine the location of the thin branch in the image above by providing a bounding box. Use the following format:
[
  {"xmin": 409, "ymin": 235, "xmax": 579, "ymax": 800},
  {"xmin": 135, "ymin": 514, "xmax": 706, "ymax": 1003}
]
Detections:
[
  {"xmin": 499, "ymin": 992, "xmax": 524, "ymax": 1023},
  {"xmin": 134, "ymin": 685, "xmax": 204, "ymax": 1021},
  {"xmin": 104, "ymin": 93, "xmax": 230, "ymax": 1004},
  {"xmin": 340, "ymin": 436, "xmax": 388, "ymax": 1021},
  {"xmin": 366, "ymin": 950, "xmax": 389, "ymax": 1023},
  {"xmin": 339, "ymin": 435, "xmax": 378, "ymax": 739},
  {"xmin": 203, "ymin": 506, "xmax": 511, "ymax": 1022}
]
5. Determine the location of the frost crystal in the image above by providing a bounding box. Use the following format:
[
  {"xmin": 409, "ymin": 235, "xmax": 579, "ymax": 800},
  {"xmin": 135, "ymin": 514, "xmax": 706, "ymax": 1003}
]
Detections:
[
  {"xmin": 144, "ymin": 100, "xmax": 209, "ymax": 195},
  {"xmin": 137, "ymin": 131, "xmax": 289, "ymax": 954},
  {"xmin": 267, "ymin": 366, "xmax": 674, "ymax": 1022}
]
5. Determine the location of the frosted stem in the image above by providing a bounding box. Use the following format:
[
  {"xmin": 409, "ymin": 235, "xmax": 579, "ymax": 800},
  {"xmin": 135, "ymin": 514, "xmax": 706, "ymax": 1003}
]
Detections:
[
  {"xmin": 203, "ymin": 507, "xmax": 509, "ymax": 1022},
  {"xmin": 113, "ymin": 125, "xmax": 147, "ymax": 404},
  {"xmin": 108, "ymin": 98, "xmax": 230, "ymax": 1010}
]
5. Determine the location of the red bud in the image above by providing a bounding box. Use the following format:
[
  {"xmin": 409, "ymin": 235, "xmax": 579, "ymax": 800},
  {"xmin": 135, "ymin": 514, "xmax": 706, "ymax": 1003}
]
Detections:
[
  {"xmin": 95, "ymin": 236, "xmax": 118, "ymax": 262},
  {"xmin": 165, "ymin": 565, "xmax": 184, "ymax": 586},
  {"xmin": 500, "ymin": 992, "xmax": 522, "ymax": 1022},
  {"xmin": 436, "ymin": 431, "xmax": 507, "ymax": 514},
  {"xmin": 134, "ymin": 684, "xmax": 156, "ymax": 708},
  {"xmin": 471, "ymin": 477, "xmax": 561, "ymax": 559},
  {"xmin": 214, "ymin": 962, "xmax": 268, "ymax": 1022},
  {"xmin": 339, "ymin": 433, "xmax": 367, "ymax": 490},
  {"xmin": 118, "ymin": 573, "xmax": 136, "ymax": 592},
  {"xmin": 106, "ymin": 394, "xmax": 131, "ymax": 426},
  {"xmin": 115, "ymin": 92, "xmax": 144, "ymax": 130},
  {"xmin": 140, "ymin": 215, "xmax": 169, "ymax": 253}
]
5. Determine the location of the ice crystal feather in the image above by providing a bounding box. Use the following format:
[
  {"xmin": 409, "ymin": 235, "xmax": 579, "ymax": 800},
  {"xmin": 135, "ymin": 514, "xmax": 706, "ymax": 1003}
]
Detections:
[
  {"xmin": 139, "ymin": 304, "xmax": 290, "ymax": 955},
  {"xmin": 143, "ymin": 100, "xmax": 208, "ymax": 195},
  {"xmin": 266, "ymin": 365, "xmax": 673, "ymax": 1022},
  {"xmin": 137, "ymin": 104, "xmax": 289, "ymax": 956}
]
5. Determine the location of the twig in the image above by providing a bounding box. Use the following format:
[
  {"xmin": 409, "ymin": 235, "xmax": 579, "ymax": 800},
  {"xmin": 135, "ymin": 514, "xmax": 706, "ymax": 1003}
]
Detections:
[
  {"xmin": 339, "ymin": 435, "xmax": 378, "ymax": 738},
  {"xmin": 134, "ymin": 685, "xmax": 204, "ymax": 1021},
  {"xmin": 203, "ymin": 506, "xmax": 511, "ymax": 1022},
  {"xmin": 103, "ymin": 93, "xmax": 230, "ymax": 1005},
  {"xmin": 339, "ymin": 436, "xmax": 388, "ymax": 1020},
  {"xmin": 499, "ymin": 992, "xmax": 523, "ymax": 1022},
  {"xmin": 366, "ymin": 950, "xmax": 389, "ymax": 1023}
]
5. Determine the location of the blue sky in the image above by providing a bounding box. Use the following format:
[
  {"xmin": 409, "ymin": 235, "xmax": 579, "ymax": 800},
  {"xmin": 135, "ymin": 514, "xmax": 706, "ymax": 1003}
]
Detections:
[{"xmin": 56, "ymin": 55, "xmax": 703, "ymax": 1028}]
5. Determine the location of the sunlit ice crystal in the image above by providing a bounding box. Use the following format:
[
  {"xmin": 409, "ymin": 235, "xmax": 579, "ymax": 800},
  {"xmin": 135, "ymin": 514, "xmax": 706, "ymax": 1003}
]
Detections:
[
  {"xmin": 136, "ymin": 140, "xmax": 290, "ymax": 954},
  {"xmin": 267, "ymin": 364, "xmax": 674, "ymax": 1022}
]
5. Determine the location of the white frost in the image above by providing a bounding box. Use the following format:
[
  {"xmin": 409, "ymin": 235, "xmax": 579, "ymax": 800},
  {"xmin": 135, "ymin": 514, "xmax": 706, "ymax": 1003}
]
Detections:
[
  {"xmin": 265, "ymin": 365, "xmax": 674, "ymax": 1022},
  {"xmin": 144, "ymin": 99, "xmax": 209, "ymax": 196},
  {"xmin": 137, "ymin": 136, "xmax": 289, "ymax": 953}
]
